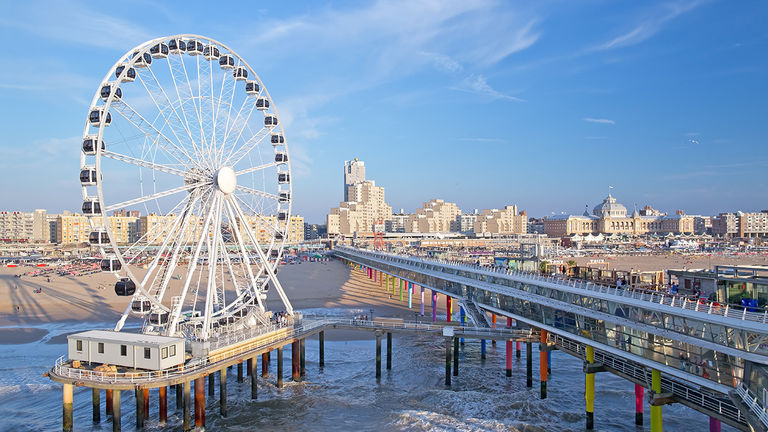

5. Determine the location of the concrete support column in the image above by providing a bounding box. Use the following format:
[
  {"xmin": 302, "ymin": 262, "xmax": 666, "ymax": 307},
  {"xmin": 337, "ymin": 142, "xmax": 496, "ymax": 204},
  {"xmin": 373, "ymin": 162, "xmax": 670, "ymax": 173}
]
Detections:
[
  {"xmin": 237, "ymin": 361, "xmax": 244, "ymax": 383},
  {"xmin": 445, "ymin": 337, "xmax": 452, "ymax": 386},
  {"xmin": 540, "ymin": 329, "xmax": 548, "ymax": 399},
  {"xmin": 277, "ymin": 347, "xmax": 284, "ymax": 388},
  {"xmin": 158, "ymin": 386, "xmax": 167, "ymax": 426},
  {"xmin": 112, "ymin": 390, "xmax": 121, "ymax": 432},
  {"xmin": 247, "ymin": 358, "xmax": 253, "ymax": 377},
  {"xmin": 292, "ymin": 340, "xmax": 301, "ymax": 381},
  {"xmin": 635, "ymin": 384, "xmax": 644, "ymax": 426},
  {"xmin": 300, "ymin": 338, "xmax": 306, "ymax": 378},
  {"xmin": 176, "ymin": 383, "xmax": 182, "ymax": 410},
  {"xmin": 106, "ymin": 389, "xmax": 113, "ymax": 417},
  {"xmin": 651, "ymin": 369, "xmax": 662, "ymax": 432},
  {"xmin": 92, "ymin": 388, "xmax": 100, "ymax": 423},
  {"xmin": 208, "ymin": 373, "xmax": 214, "ymax": 397},
  {"xmin": 526, "ymin": 341, "xmax": 533, "ymax": 388},
  {"xmin": 431, "ymin": 292, "xmax": 437, "ymax": 322},
  {"xmin": 586, "ymin": 346, "xmax": 595, "ymax": 430},
  {"xmin": 143, "ymin": 388, "xmax": 149, "ymax": 420},
  {"xmin": 709, "ymin": 417, "xmax": 721, "ymax": 432},
  {"xmin": 135, "ymin": 387, "xmax": 144, "ymax": 429},
  {"xmin": 63, "ymin": 383, "xmax": 73, "ymax": 432},
  {"xmin": 453, "ymin": 336, "xmax": 459, "ymax": 376},
  {"xmin": 319, "ymin": 331, "xmax": 325, "ymax": 368},
  {"xmin": 420, "ymin": 286, "xmax": 424, "ymax": 316},
  {"xmin": 262, "ymin": 352, "xmax": 269, "ymax": 377},
  {"xmin": 376, "ymin": 331, "xmax": 382, "ymax": 379},
  {"xmin": 506, "ymin": 340, "xmax": 513, "ymax": 377},
  {"xmin": 220, "ymin": 367, "xmax": 228, "ymax": 417},
  {"xmin": 251, "ymin": 356, "xmax": 258, "ymax": 399},
  {"xmin": 182, "ymin": 381, "xmax": 191, "ymax": 432},
  {"xmin": 194, "ymin": 377, "xmax": 205, "ymax": 428},
  {"xmin": 386, "ymin": 332, "xmax": 392, "ymax": 370}
]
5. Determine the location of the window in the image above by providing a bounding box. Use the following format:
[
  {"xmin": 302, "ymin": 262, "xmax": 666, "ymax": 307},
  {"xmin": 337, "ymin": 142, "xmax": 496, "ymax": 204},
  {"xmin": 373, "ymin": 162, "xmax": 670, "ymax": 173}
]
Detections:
[
  {"xmin": 120, "ymin": 345, "xmax": 127, "ymax": 356},
  {"xmin": 170, "ymin": 345, "xmax": 176, "ymax": 357},
  {"xmin": 161, "ymin": 347, "xmax": 168, "ymax": 359},
  {"xmin": 144, "ymin": 347, "xmax": 151, "ymax": 359},
  {"xmin": 98, "ymin": 342, "xmax": 104, "ymax": 354},
  {"xmin": 76, "ymin": 340, "xmax": 82, "ymax": 351}
]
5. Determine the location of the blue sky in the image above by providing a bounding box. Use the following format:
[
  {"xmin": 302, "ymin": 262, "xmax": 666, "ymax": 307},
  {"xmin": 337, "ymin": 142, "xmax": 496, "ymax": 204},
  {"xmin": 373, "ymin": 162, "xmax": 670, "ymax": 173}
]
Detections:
[{"xmin": 0, "ymin": 0, "xmax": 766, "ymax": 223}]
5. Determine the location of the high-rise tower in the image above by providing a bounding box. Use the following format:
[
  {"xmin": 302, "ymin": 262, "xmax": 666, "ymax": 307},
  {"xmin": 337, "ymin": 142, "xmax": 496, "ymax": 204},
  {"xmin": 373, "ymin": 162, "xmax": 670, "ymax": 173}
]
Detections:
[{"xmin": 343, "ymin": 159, "xmax": 365, "ymax": 201}]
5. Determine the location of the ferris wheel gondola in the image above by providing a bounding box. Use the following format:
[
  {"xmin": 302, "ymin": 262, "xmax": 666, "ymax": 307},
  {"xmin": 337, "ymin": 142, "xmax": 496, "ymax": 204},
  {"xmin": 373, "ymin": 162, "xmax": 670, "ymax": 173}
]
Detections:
[{"xmin": 79, "ymin": 34, "xmax": 294, "ymax": 342}]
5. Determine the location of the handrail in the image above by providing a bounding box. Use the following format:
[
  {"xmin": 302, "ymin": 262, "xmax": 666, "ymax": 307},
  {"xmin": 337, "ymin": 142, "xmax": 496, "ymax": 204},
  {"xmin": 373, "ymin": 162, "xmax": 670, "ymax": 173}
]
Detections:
[
  {"xmin": 337, "ymin": 247, "xmax": 768, "ymax": 323},
  {"xmin": 736, "ymin": 383, "xmax": 768, "ymax": 428}
]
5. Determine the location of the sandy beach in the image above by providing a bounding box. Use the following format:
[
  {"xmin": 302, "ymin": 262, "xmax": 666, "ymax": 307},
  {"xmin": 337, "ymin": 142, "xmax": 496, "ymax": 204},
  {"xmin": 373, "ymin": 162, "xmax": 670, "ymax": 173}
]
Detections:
[{"xmin": 0, "ymin": 259, "xmax": 450, "ymax": 343}]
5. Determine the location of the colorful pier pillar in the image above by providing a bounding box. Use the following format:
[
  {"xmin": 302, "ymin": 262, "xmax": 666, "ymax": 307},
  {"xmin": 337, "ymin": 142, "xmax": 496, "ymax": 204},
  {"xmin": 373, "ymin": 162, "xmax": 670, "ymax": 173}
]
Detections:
[
  {"xmin": 420, "ymin": 286, "xmax": 425, "ymax": 316},
  {"xmin": 635, "ymin": 384, "xmax": 644, "ymax": 425},
  {"xmin": 492, "ymin": 314, "xmax": 497, "ymax": 346},
  {"xmin": 106, "ymin": 389, "xmax": 113, "ymax": 417},
  {"xmin": 399, "ymin": 279, "xmax": 403, "ymax": 302},
  {"xmin": 651, "ymin": 369, "xmax": 662, "ymax": 432},
  {"xmin": 262, "ymin": 352, "xmax": 269, "ymax": 377},
  {"xmin": 481, "ymin": 339, "xmax": 486, "ymax": 359},
  {"xmin": 135, "ymin": 387, "xmax": 144, "ymax": 428},
  {"xmin": 540, "ymin": 329, "xmax": 548, "ymax": 399},
  {"xmin": 375, "ymin": 331, "xmax": 382, "ymax": 379},
  {"xmin": 453, "ymin": 337, "xmax": 459, "ymax": 376},
  {"xmin": 432, "ymin": 292, "xmax": 437, "ymax": 322},
  {"xmin": 277, "ymin": 347, "xmax": 284, "ymax": 388},
  {"xmin": 237, "ymin": 361, "xmax": 244, "ymax": 383},
  {"xmin": 505, "ymin": 339, "xmax": 513, "ymax": 377},
  {"xmin": 709, "ymin": 417, "xmax": 721, "ymax": 432},
  {"xmin": 386, "ymin": 332, "xmax": 393, "ymax": 370},
  {"xmin": 112, "ymin": 390, "xmax": 121, "ymax": 432},
  {"xmin": 319, "ymin": 331, "xmax": 325, "ymax": 367},
  {"xmin": 408, "ymin": 281, "xmax": 413, "ymax": 308},
  {"xmin": 292, "ymin": 340, "xmax": 301, "ymax": 381},
  {"xmin": 460, "ymin": 306, "xmax": 466, "ymax": 344},
  {"xmin": 251, "ymin": 356, "xmax": 258, "ymax": 399},
  {"xmin": 586, "ymin": 346, "xmax": 595, "ymax": 430},
  {"xmin": 516, "ymin": 341, "xmax": 521, "ymax": 359},
  {"xmin": 208, "ymin": 374, "xmax": 214, "ymax": 397},
  {"xmin": 182, "ymin": 381, "xmax": 191, "ymax": 431},
  {"xmin": 445, "ymin": 337, "xmax": 452, "ymax": 386},
  {"xmin": 392, "ymin": 275, "xmax": 396, "ymax": 296},
  {"xmin": 300, "ymin": 338, "xmax": 306, "ymax": 378},
  {"xmin": 446, "ymin": 297, "xmax": 452, "ymax": 322},
  {"xmin": 526, "ymin": 341, "xmax": 533, "ymax": 388}
]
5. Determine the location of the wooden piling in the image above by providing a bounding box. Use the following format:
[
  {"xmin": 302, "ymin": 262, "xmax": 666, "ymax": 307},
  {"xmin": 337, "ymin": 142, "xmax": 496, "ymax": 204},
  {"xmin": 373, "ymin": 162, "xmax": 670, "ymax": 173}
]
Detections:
[{"xmin": 194, "ymin": 376, "xmax": 205, "ymax": 428}]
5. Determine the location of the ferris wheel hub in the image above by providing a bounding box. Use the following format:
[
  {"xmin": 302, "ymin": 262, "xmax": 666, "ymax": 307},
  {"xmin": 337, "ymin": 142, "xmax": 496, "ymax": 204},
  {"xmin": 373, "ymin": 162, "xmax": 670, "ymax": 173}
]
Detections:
[{"xmin": 215, "ymin": 166, "xmax": 237, "ymax": 194}]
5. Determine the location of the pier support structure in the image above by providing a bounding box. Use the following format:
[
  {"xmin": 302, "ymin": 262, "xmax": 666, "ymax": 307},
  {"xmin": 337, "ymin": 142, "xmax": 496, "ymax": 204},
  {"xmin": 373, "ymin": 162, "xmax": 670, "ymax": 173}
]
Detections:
[
  {"xmin": 651, "ymin": 369, "xmax": 662, "ymax": 432},
  {"xmin": 277, "ymin": 347, "xmax": 284, "ymax": 388},
  {"xmin": 194, "ymin": 377, "xmax": 205, "ymax": 428},
  {"xmin": 505, "ymin": 339, "xmax": 513, "ymax": 377},
  {"xmin": 446, "ymin": 296, "xmax": 452, "ymax": 322},
  {"xmin": 635, "ymin": 383, "xmax": 644, "ymax": 425},
  {"xmin": 182, "ymin": 381, "xmax": 191, "ymax": 431},
  {"xmin": 237, "ymin": 361, "xmax": 243, "ymax": 383},
  {"xmin": 63, "ymin": 383, "xmax": 73, "ymax": 432},
  {"xmin": 319, "ymin": 331, "xmax": 325, "ymax": 367},
  {"xmin": 376, "ymin": 331, "xmax": 382, "ymax": 379},
  {"xmin": 540, "ymin": 329, "xmax": 548, "ymax": 399},
  {"xmin": 262, "ymin": 352, "xmax": 269, "ymax": 378},
  {"xmin": 526, "ymin": 341, "xmax": 533, "ymax": 388},
  {"xmin": 586, "ymin": 346, "xmax": 595, "ymax": 430},
  {"xmin": 445, "ymin": 337, "xmax": 452, "ymax": 386},
  {"xmin": 158, "ymin": 386, "xmax": 167, "ymax": 426},
  {"xmin": 251, "ymin": 356, "xmax": 258, "ymax": 400},
  {"xmin": 208, "ymin": 373, "xmax": 214, "ymax": 397},
  {"xmin": 92, "ymin": 388, "xmax": 100, "ymax": 423},
  {"xmin": 431, "ymin": 292, "xmax": 437, "ymax": 322},
  {"xmin": 220, "ymin": 367, "xmax": 228, "ymax": 416},
  {"xmin": 386, "ymin": 332, "xmax": 392, "ymax": 370},
  {"xmin": 300, "ymin": 338, "xmax": 306, "ymax": 378},
  {"xmin": 112, "ymin": 390, "xmax": 121, "ymax": 432},
  {"xmin": 135, "ymin": 388, "xmax": 144, "ymax": 429},
  {"xmin": 292, "ymin": 340, "xmax": 301, "ymax": 381},
  {"xmin": 106, "ymin": 389, "xmax": 113, "ymax": 417},
  {"xmin": 453, "ymin": 336, "xmax": 459, "ymax": 376}
]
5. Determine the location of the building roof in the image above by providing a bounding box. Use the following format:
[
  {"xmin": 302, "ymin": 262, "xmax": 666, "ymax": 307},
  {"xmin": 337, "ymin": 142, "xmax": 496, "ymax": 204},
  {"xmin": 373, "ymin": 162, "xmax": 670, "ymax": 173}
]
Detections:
[
  {"xmin": 592, "ymin": 194, "xmax": 627, "ymax": 217},
  {"xmin": 68, "ymin": 330, "xmax": 184, "ymax": 346}
]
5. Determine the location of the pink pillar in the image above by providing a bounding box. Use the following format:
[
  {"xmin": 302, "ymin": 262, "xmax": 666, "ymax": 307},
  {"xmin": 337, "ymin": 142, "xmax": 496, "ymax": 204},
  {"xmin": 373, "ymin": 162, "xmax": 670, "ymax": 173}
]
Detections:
[
  {"xmin": 432, "ymin": 292, "xmax": 437, "ymax": 322},
  {"xmin": 709, "ymin": 417, "xmax": 721, "ymax": 432},
  {"xmin": 446, "ymin": 297, "xmax": 452, "ymax": 322},
  {"xmin": 505, "ymin": 340, "xmax": 513, "ymax": 377}
]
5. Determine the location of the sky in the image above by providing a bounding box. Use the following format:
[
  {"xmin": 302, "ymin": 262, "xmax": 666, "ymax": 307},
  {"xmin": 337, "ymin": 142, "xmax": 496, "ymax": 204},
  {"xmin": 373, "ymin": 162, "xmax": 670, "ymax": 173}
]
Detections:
[{"xmin": 0, "ymin": 0, "xmax": 766, "ymax": 223}]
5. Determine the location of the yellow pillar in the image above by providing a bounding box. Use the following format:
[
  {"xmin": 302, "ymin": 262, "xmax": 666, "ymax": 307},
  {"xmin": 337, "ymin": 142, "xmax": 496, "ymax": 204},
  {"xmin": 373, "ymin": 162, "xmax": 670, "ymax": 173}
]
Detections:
[
  {"xmin": 585, "ymin": 346, "xmax": 595, "ymax": 430},
  {"xmin": 651, "ymin": 369, "xmax": 662, "ymax": 432},
  {"xmin": 63, "ymin": 383, "xmax": 73, "ymax": 432}
]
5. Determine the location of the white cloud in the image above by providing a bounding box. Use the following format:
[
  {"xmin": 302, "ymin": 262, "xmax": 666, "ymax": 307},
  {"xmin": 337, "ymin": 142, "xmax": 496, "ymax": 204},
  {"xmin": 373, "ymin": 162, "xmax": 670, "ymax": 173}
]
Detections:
[
  {"xmin": 458, "ymin": 137, "xmax": 507, "ymax": 143},
  {"xmin": 459, "ymin": 75, "xmax": 525, "ymax": 102},
  {"xmin": 594, "ymin": 1, "xmax": 705, "ymax": 51},
  {"xmin": 583, "ymin": 117, "xmax": 615, "ymax": 125}
]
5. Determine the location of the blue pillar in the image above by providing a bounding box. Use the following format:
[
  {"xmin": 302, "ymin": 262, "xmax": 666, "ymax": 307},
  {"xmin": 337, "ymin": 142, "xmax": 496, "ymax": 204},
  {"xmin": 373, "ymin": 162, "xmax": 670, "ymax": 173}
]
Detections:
[
  {"xmin": 408, "ymin": 281, "xmax": 413, "ymax": 309},
  {"xmin": 420, "ymin": 286, "xmax": 424, "ymax": 316},
  {"xmin": 460, "ymin": 306, "xmax": 466, "ymax": 344},
  {"xmin": 481, "ymin": 339, "xmax": 486, "ymax": 359},
  {"xmin": 547, "ymin": 350, "xmax": 552, "ymax": 374}
]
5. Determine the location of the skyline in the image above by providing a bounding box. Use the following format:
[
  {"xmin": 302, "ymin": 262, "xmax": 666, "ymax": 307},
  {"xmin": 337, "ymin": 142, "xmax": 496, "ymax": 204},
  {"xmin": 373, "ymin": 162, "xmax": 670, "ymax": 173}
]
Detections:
[{"xmin": 0, "ymin": 1, "xmax": 767, "ymax": 223}]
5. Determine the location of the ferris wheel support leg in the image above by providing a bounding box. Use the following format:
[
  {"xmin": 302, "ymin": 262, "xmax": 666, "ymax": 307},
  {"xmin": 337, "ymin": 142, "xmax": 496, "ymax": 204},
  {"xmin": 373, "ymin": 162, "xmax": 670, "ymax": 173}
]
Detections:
[
  {"xmin": 167, "ymin": 194, "xmax": 217, "ymax": 337},
  {"xmin": 228, "ymin": 196, "xmax": 293, "ymax": 314},
  {"xmin": 223, "ymin": 198, "xmax": 266, "ymax": 313}
]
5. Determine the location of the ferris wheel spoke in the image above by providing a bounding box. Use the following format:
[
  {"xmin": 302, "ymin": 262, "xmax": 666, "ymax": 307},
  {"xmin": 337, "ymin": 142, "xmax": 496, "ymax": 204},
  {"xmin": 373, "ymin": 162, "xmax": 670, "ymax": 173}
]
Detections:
[
  {"xmin": 225, "ymin": 127, "xmax": 270, "ymax": 166},
  {"xmin": 232, "ymin": 193, "xmax": 283, "ymax": 235},
  {"xmin": 110, "ymin": 99, "xmax": 193, "ymax": 166},
  {"xmin": 228, "ymin": 196, "xmax": 293, "ymax": 315},
  {"xmin": 104, "ymin": 183, "xmax": 204, "ymax": 213},
  {"xmin": 135, "ymin": 71, "xmax": 193, "ymax": 161},
  {"xmin": 166, "ymin": 56, "xmax": 207, "ymax": 169},
  {"xmin": 234, "ymin": 185, "xmax": 280, "ymax": 203},
  {"xmin": 202, "ymin": 194, "xmax": 224, "ymax": 338},
  {"xmin": 220, "ymin": 91, "xmax": 256, "ymax": 162},
  {"xmin": 101, "ymin": 150, "xmax": 196, "ymax": 179},
  {"xmin": 178, "ymin": 51, "xmax": 211, "ymax": 166},
  {"xmin": 234, "ymin": 161, "xmax": 281, "ymax": 176}
]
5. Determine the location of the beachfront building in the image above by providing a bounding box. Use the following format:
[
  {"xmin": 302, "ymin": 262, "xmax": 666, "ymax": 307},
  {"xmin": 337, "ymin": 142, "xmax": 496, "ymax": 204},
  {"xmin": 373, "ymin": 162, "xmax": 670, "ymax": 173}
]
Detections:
[
  {"xmin": 456, "ymin": 213, "xmax": 478, "ymax": 233},
  {"xmin": 328, "ymin": 180, "xmax": 392, "ymax": 236},
  {"xmin": 405, "ymin": 199, "xmax": 462, "ymax": 233},
  {"xmin": 473, "ymin": 205, "xmax": 527, "ymax": 235},
  {"xmin": 386, "ymin": 211, "xmax": 410, "ymax": 233},
  {"xmin": 243, "ymin": 214, "xmax": 304, "ymax": 244},
  {"xmin": 543, "ymin": 194, "xmax": 696, "ymax": 238},
  {"xmin": 712, "ymin": 211, "xmax": 768, "ymax": 238},
  {"xmin": 139, "ymin": 213, "xmax": 203, "ymax": 245},
  {"xmin": 0, "ymin": 209, "xmax": 48, "ymax": 243},
  {"xmin": 668, "ymin": 265, "xmax": 768, "ymax": 307},
  {"xmin": 343, "ymin": 158, "xmax": 366, "ymax": 201}
]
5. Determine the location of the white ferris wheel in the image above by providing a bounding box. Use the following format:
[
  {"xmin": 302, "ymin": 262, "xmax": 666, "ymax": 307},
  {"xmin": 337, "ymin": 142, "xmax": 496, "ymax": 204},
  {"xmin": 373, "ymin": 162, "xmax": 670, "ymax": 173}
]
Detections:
[{"xmin": 80, "ymin": 34, "xmax": 294, "ymax": 341}]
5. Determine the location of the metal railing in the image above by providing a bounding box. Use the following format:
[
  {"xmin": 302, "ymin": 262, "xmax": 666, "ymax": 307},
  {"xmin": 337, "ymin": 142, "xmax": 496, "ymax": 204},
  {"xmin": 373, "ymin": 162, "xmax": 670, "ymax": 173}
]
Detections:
[
  {"xmin": 339, "ymin": 247, "xmax": 768, "ymax": 323},
  {"xmin": 736, "ymin": 383, "xmax": 768, "ymax": 428}
]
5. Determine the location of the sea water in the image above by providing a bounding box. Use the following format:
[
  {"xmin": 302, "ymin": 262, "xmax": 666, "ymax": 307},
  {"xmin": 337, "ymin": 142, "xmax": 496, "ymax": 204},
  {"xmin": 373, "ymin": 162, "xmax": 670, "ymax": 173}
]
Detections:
[{"xmin": 0, "ymin": 318, "xmax": 734, "ymax": 431}]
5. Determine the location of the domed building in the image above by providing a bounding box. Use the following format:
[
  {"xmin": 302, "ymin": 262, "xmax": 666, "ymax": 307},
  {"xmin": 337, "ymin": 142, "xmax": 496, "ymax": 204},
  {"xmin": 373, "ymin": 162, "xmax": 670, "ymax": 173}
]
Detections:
[{"xmin": 543, "ymin": 194, "xmax": 695, "ymax": 238}]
